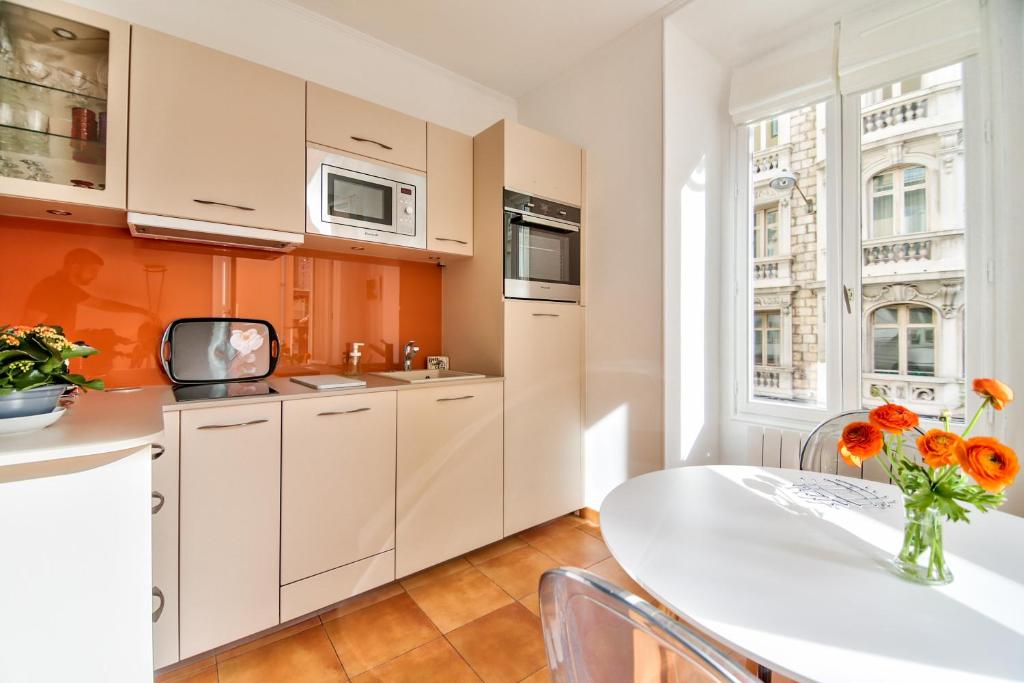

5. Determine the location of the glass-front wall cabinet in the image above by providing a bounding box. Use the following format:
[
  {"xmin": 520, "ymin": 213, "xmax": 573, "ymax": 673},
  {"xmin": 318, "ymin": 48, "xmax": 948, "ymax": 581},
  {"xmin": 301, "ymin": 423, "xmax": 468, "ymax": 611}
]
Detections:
[{"xmin": 0, "ymin": 0, "xmax": 127, "ymax": 209}]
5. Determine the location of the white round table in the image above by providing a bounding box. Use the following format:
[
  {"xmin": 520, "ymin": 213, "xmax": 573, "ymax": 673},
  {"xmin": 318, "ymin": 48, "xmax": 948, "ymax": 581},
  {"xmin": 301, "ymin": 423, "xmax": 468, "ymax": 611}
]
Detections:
[{"xmin": 600, "ymin": 466, "xmax": 1024, "ymax": 683}]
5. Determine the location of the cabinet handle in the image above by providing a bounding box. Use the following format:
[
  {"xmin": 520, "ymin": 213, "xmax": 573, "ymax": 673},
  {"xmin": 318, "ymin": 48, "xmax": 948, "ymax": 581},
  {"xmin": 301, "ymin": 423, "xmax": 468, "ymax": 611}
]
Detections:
[
  {"xmin": 197, "ymin": 419, "xmax": 269, "ymax": 430},
  {"xmin": 152, "ymin": 491, "xmax": 165, "ymax": 515},
  {"xmin": 317, "ymin": 407, "xmax": 371, "ymax": 416},
  {"xmin": 152, "ymin": 587, "xmax": 165, "ymax": 623},
  {"xmin": 151, "ymin": 444, "xmax": 165, "ymax": 461},
  {"xmin": 437, "ymin": 395, "xmax": 475, "ymax": 402},
  {"xmin": 435, "ymin": 237, "xmax": 468, "ymax": 245},
  {"xmin": 350, "ymin": 136, "xmax": 394, "ymax": 151},
  {"xmin": 532, "ymin": 313, "xmax": 560, "ymax": 318},
  {"xmin": 193, "ymin": 198, "xmax": 255, "ymax": 212}
]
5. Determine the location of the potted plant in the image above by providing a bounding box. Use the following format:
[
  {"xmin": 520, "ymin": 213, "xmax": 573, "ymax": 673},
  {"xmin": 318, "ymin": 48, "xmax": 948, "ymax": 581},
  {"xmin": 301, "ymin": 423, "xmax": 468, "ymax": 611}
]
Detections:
[
  {"xmin": 0, "ymin": 325, "xmax": 104, "ymax": 419},
  {"xmin": 837, "ymin": 379, "xmax": 1018, "ymax": 585}
]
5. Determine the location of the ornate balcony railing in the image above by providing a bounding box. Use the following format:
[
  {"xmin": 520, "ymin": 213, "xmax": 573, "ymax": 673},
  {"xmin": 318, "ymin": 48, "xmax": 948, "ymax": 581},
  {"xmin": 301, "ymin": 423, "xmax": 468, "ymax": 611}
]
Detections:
[
  {"xmin": 752, "ymin": 144, "xmax": 791, "ymax": 183},
  {"xmin": 754, "ymin": 365, "xmax": 794, "ymax": 399},
  {"xmin": 753, "ymin": 255, "xmax": 793, "ymax": 284},
  {"xmin": 863, "ymin": 95, "xmax": 929, "ymax": 134},
  {"xmin": 862, "ymin": 230, "xmax": 964, "ymax": 275},
  {"xmin": 864, "ymin": 239, "xmax": 932, "ymax": 265}
]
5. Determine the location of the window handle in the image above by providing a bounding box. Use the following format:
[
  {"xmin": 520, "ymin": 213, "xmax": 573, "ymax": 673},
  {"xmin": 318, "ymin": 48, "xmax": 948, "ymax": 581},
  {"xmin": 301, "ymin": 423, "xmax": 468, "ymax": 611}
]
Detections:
[{"xmin": 843, "ymin": 286, "xmax": 854, "ymax": 314}]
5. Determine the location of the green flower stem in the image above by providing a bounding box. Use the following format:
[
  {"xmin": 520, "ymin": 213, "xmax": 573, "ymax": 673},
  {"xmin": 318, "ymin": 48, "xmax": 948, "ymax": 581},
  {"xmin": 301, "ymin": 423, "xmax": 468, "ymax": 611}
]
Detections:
[{"xmin": 961, "ymin": 397, "xmax": 990, "ymax": 438}]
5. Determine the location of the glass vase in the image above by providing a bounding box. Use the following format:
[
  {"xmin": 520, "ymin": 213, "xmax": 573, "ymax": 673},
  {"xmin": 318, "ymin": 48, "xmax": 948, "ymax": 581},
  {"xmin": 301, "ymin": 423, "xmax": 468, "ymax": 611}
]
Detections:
[{"xmin": 891, "ymin": 500, "xmax": 953, "ymax": 585}]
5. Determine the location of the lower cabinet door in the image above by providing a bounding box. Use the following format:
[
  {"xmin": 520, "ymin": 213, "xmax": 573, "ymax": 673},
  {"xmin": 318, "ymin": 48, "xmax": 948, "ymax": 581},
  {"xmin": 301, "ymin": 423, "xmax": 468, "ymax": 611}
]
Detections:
[
  {"xmin": 281, "ymin": 391, "xmax": 397, "ymax": 585},
  {"xmin": 179, "ymin": 403, "xmax": 281, "ymax": 658},
  {"xmin": 396, "ymin": 382, "xmax": 503, "ymax": 577},
  {"xmin": 152, "ymin": 411, "xmax": 180, "ymax": 669}
]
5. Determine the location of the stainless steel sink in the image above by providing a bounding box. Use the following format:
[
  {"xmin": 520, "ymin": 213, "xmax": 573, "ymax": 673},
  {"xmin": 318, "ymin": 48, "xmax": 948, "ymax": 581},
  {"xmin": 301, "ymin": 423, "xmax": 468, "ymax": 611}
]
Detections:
[{"xmin": 370, "ymin": 369, "xmax": 486, "ymax": 384}]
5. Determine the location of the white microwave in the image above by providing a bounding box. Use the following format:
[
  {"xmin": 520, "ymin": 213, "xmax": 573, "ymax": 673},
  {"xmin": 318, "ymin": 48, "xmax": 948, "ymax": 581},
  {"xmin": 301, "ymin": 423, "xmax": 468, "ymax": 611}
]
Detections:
[{"xmin": 306, "ymin": 146, "xmax": 427, "ymax": 249}]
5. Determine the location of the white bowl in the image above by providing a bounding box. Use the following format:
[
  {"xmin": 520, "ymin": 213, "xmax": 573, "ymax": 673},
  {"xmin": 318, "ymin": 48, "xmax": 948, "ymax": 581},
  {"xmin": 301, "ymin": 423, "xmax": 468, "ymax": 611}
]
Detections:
[{"xmin": 0, "ymin": 407, "xmax": 67, "ymax": 436}]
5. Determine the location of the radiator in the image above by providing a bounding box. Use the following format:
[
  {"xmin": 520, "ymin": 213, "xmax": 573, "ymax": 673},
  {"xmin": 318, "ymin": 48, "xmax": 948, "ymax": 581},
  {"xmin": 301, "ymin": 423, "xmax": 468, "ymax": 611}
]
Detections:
[{"xmin": 746, "ymin": 424, "xmax": 889, "ymax": 482}]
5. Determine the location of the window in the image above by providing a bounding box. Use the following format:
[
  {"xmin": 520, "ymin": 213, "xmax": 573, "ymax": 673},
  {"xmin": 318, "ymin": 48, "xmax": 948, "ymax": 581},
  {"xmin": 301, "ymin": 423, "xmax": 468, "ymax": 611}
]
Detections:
[
  {"xmin": 753, "ymin": 206, "xmax": 779, "ymax": 258},
  {"xmin": 871, "ymin": 305, "xmax": 936, "ymax": 377},
  {"xmin": 754, "ymin": 311, "xmax": 781, "ymax": 367},
  {"xmin": 745, "ymin": 105, "xmax": 826, "ymax": 407},
  {"xmin": 869, "ymin": 165, "xmax": 928, "ymax": 237}
]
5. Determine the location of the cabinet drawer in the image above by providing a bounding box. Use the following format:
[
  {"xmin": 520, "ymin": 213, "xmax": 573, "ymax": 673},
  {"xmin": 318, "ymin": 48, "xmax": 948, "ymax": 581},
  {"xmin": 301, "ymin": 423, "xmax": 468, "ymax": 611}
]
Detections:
[
  {"xmin": 152, "ymin": 411, "xmax": 180, "ymax": 669},
  {"xmin": 427, "ymin": 123, "xmax": 473, "ymax": 256},
  {"xmin": 281, "ymin": 392, "xmax": 397, "ymax": 584},
  {"xmin": 280, "ymin": 550, "xmax": 394, "ymax": 623},
  {"xmin": 396, "ymin": 382, "xmax": 503, "ymax": 577},
  {"xmin": 129, "ymin": 27, "xmax": 305, "ymax": 233},
  {"xmin": 307, "ymin": 83, "xmax": 427, "ymax": 171},
  {"xmin": 179, "ymin": 402, "xmax": 281, "ymax": 658}
]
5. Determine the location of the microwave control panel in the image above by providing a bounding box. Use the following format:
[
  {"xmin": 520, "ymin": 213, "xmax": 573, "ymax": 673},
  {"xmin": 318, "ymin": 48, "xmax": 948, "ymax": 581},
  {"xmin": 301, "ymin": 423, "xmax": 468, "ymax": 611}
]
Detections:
[{"xmin": 397, "ymin": 184, "xmax": 416, "ymax": 235}]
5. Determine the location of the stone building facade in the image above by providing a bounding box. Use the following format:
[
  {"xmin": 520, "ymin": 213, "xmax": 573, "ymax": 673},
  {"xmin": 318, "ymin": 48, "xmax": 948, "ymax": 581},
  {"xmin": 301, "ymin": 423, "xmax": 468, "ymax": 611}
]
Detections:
[{"xmin": 751, "ymin": 64, "xmax": 966, "ymax": 418}]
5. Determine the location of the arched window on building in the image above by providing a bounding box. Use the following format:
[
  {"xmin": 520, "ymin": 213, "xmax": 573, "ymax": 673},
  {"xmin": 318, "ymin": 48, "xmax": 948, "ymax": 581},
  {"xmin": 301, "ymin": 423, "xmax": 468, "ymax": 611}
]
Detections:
[
  {"xmin": 870, "ymin": 304, "xmax": 936, "ymax": 377},
  {"xmin": 869, "ymin": 165, "xmax": 928, "ymax": 237}
]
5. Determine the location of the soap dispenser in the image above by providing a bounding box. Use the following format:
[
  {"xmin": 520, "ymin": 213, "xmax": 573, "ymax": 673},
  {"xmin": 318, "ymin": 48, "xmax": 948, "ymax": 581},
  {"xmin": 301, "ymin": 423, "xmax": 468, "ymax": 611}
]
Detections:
[{"xmin": 348, "ymin": 342, "xmax": 364, "ymax": 374}]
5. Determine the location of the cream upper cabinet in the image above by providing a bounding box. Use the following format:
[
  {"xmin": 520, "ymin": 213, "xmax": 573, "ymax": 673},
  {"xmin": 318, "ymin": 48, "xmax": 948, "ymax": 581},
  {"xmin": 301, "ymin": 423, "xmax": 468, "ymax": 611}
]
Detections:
[
  {"xmin": 426, "ymin": 122, "xmax": 472, "ymax": 256},
  {"xmin": 178, "ymin": 402, "xmax": 281, "ymax": 659},
  {"xmin": 504, "ymin": 121, "xmax": 582, "ymax": 206},
  {"xmin": 396, "ymin": 382, "xmax": 503, "ymax": 577},
  {"xmin": 128, "ymin": 27, "xmax": 305, "ymax": 233},
  {"xmin": 307, "ymin": 83, "xmax": 426, "ymax": 172},
  {"xmin": 281, "ymin": 391, "xmax": 397, "ymax": 585},
  {"xmin": 152, "ymin": 411, "xmax": 179, "ymax": 670},
  {"xmin": 503, "ymin": 301, "xmax": 583, "ymax": 536},
  {"xmin": 0, "ymin": 0, "xmax": 129, "ymax": 212}
]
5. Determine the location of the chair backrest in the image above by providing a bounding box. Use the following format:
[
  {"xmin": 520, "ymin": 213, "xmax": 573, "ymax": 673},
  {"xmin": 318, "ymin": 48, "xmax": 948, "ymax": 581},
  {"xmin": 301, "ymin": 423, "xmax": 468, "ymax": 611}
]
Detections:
[
  {"xmin": 800, "ymin": 409, "xmax": 921, "ymax": 479},
  {"xmin": 539, "ymin": 567, "xmax": 757, "ymax": 683}
]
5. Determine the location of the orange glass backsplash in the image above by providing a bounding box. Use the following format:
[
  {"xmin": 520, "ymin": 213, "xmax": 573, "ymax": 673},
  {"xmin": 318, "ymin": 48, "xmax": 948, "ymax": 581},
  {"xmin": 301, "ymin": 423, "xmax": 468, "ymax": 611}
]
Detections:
[{"xmin": 0, "ymin": 216, "xmax": 443, "ymax": 387}]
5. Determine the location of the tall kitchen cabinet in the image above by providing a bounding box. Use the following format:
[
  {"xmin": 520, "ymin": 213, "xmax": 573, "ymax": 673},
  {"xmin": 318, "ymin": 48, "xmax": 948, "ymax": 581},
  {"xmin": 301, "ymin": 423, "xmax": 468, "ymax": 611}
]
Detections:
[
  {"xmin": 152, "ymin": 411, "xmax": 180, "ymax": 669},
  {"xmin": 444, "ymin": 119, "xmax": 585, "ymax": 536},
  {"xmin": 179, "ymin": 402, "xmax": 281, "ymax": 659},
  {"xmin": 396, "ymin": 382, "xmax": 503, "ymax": 576},
  {"xmin": 128, "ymin": 27, "xmax": 305, "ymax": 234}
]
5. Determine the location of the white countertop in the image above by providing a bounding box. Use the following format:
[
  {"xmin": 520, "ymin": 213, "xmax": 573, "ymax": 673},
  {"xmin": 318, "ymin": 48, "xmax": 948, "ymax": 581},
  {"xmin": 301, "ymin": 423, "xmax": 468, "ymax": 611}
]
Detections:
[{"xmin": 0, "ymin": 374, "xmax": 502, "ymax": 467}]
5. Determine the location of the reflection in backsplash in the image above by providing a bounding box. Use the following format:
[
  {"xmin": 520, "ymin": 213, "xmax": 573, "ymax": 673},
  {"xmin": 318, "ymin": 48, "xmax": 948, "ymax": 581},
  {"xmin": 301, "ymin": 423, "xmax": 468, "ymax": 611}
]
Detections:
[{"xmin": 0, "ymin": 216, "xmax": 442, "ymax": 387}]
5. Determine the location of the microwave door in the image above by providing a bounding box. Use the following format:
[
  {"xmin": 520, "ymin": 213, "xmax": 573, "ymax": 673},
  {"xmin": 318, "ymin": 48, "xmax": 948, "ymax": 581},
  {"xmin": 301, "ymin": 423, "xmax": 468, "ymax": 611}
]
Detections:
[{"xmin": 323, "ymin": 167, "xmax": 396, "ymax": 232}]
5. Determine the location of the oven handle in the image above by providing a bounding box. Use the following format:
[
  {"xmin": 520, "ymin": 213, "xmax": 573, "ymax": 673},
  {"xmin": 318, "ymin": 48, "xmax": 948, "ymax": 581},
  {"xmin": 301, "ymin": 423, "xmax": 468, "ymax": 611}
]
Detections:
[{"xmin": 509, "ymin": 213, "xmax": 580, "ymax": 233}]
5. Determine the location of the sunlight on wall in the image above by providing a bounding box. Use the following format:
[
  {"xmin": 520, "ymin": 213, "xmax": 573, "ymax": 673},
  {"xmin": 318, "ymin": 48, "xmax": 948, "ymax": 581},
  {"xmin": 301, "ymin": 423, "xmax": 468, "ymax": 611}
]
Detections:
[
  {"xmin": 583, "ymin": 403, "xmax": 630, "ymax": 509},
  {"xmin": 678, "ymin": 156, "xmax": 707, "ymax": 460}
]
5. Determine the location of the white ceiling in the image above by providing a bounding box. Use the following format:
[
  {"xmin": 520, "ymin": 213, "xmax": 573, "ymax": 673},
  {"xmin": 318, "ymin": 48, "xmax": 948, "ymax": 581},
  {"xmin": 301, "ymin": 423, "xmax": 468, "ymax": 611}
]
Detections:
[{"xmin": 286, "ymin": 0, "xmax": 683, "ymax": 98}]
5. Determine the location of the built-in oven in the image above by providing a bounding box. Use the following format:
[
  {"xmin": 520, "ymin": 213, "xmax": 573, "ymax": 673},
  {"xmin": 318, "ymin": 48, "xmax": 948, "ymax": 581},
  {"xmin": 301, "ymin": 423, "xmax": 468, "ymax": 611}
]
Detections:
[
  {"xmin": 306, "ymin": 146, "xmax": 427, "ymax": 249},
  {"xmin": 504, "ymin": 189, "xmax": 581, "ymax": 303}
]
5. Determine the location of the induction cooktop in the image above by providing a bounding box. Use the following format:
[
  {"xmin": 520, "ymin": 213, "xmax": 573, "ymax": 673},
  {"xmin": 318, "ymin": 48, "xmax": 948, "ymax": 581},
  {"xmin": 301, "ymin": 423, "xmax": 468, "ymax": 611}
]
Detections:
[{"xmin": 172, "ymin": 381, "xmax": 278, "ymax": 402}]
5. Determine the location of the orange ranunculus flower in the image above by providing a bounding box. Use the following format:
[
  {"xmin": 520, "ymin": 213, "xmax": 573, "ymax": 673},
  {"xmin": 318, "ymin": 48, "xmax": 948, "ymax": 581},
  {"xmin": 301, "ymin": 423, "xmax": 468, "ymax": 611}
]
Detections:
[
  {"xmin": 869, "ymin": 404, "xmax": 920, "ymax": 434},
  {"xmin": 972, "ymin": 378, "xmax": 1014, "ymax": 411},
  {"xmin": 960, "ymin": 437, "xmax": 1020, "ymax": 492},
  {"xmin": 916, "ymin": 429, "xmax": 966, "ymax": 468},
  {"xmin": 837, "ymin": 422, "xmax": 883, "ymax": 467}
]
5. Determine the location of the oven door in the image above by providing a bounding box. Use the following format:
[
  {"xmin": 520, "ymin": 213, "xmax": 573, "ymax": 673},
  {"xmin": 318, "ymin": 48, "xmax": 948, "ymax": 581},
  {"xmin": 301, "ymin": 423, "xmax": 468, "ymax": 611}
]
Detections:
[
  {"xmin": 321, "ymin": 164, "xmax": 404, "ymax": 234},
  {"xmin": 504, "ymin": 212, "xmax": 581, "ymax": 302}
]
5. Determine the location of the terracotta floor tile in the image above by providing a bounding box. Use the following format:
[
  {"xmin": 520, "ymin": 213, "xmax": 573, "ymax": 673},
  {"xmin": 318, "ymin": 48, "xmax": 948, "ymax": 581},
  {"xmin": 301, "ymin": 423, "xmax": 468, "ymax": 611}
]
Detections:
[
  {"xmin": 447, "ymin": 603, "xmax": 547, "ymax": 683},
  {"xmin": 352, "ymin": 638, "xmax": 480, "ymax": 683},
  {"xmin": 516, "ymin": 516, "xmax": 583, "ymax": 544},
  {"xmin": 319, "ymin": 582, "xmax": 405, "ymax": 623},
  {"xmin": 587, "ymin": 556, "xmax": 656, "ymax": 604},
  {"xmin": 218, "ymin": 627, "xmax": 346, "ymax": 683},
  {"xmin": 399, "ymin": 557, "xmax": 473, "ymax": 590},
  {"xmin": 518, "ymin": 592, "xmax": 541, "ymax": 618},
  {"xmin": 407, "ymin": 567, "xmax": 514, "ymax": 632},
  {"xmin": 465, "ymin": 537, "xmax": 526, "ymax": 565},
  {"xmin": 217, "ymin": 616, "xmax": 321, "ymax": 662},
  {"xmin": 526, "ymin": 528, "xmax": 610, "ymax": 568},
  {"xmin": 323, "ymin": 592, "xmax": 440, "ymax": 676},
  {"xmin": 158, "ymin": 666, "xmax": 218, "ymax": 683},
  {"xmin": 156, "ymin": 656, "xmax": 217, "ymax": 683},
  {"xmin": 521, "ymin": 666, "xmax": 551, "ymax": 683},
  {"xmin": 475, "ymin": 546, "xmax": 560, "ymax": 599},
  {"xmin": 577, "ymin": 522, "xmax": 602, "ymax": 541}
]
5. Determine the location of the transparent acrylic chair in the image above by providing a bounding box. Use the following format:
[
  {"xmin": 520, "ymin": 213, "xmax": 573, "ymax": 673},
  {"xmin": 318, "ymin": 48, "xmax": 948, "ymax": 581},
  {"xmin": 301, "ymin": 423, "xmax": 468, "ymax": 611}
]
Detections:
[
  {"xmin": 539, "ymin": 567, "xmax": 758, "ymax": 683},
  {"xmin": 800, "ymin": 409, "xmax": 872, "ymax": 473}
]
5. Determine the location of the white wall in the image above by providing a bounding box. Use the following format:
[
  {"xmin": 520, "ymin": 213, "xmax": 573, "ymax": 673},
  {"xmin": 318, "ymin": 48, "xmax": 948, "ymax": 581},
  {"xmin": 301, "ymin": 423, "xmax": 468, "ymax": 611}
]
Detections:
[
  {"xmin": 517, "ymin": 18, "xmax": 665, "ymax": 510},
  {"xmin": 66, "ymin": 0, "xmax": 516, "ymax": 135},
  {"xmin": 662, "ymin": 12, "xmax": 728, "ymax": 470}
]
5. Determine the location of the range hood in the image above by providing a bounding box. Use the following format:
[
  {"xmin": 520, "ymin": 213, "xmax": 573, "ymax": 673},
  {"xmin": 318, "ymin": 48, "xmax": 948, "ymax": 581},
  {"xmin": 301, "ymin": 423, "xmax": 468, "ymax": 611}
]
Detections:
[{"xmin": 127, "ymin": 212, "xmax": 304, "ymax": 252}]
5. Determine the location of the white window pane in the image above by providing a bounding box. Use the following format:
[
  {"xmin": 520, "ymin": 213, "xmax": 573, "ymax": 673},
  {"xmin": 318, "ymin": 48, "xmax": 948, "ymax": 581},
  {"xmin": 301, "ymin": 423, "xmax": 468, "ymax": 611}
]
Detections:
[
  {"xmin": 873, "ymin": 195, "xmax": 894, "ymax": 236},
  {"xmin": 908, "ymin": 306, "xmax": 933, "ymax": 324},
  {"xmin": 873, "ymin": 328, "xmax": 900, "ymax": 373},
  {"xmin": 904, "ymin": 165, "xmax": 926, "ymax": 185},
  {"xmin": 907, "ymin": 328, "xmax": 935, "ymax": 376},
  {"xmin": 766, "ymin": 330, "xmax": 780, "ymax": 366},
  {"xmin": 872, "ymin": 173, "xmax": 893, "ymax": 192},
  {"xmin": 904, "ymin": 188, "xmax": 927, "ymax": 232},
  {"xmin": 874, "ymin": 306, "xmax": 899, "ymax": 325}
]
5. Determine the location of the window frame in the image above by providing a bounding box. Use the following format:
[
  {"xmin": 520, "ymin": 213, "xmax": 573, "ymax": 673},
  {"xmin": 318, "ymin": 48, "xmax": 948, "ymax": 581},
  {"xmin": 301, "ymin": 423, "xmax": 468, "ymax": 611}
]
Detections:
[
  {"xmin": 868, "ymin": 165, "xmax": 930, "ymax": 237},
  {"xmin": 869, "ymin": 304, "xmax": 938, "ymax": 377},
  {"xmin": 730, "ymin": 56, "xmax": 991, "ymax": 430}
]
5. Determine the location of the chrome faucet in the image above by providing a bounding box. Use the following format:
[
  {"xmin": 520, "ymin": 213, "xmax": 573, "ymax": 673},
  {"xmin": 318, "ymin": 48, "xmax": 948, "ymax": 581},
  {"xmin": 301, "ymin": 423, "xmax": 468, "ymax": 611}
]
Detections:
[{"xmin": 402, "ymin": 340, "xmax": 420, "ymax": 371}]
